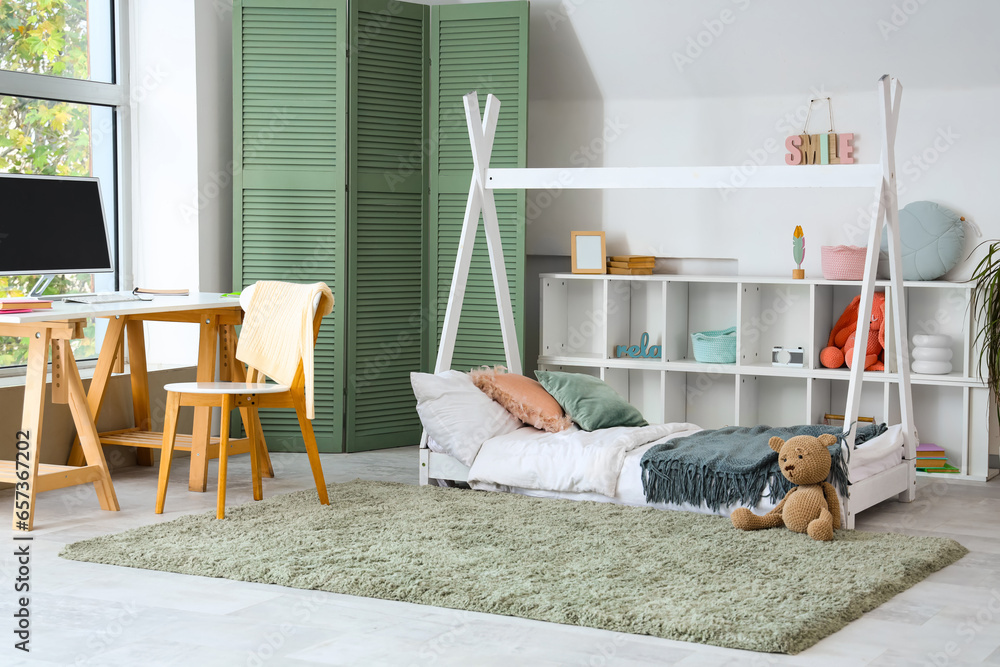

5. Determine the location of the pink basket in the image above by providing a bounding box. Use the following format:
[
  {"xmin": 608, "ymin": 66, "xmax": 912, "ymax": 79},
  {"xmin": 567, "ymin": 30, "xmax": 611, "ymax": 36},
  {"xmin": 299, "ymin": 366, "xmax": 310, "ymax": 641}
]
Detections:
[{"xmin": 821, "ymin": 245, "xmax": 867, "ymax": 280}]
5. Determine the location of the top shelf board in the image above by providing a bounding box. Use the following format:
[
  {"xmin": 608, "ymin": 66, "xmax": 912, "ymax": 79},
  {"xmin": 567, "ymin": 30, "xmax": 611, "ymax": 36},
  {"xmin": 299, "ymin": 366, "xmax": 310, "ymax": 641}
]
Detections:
[
  {"xmin": 540, "ymin": 273, "xmax": 970, "ymax": 289},
  {"xmin": 486, "ymin": 165, "xmax": 885, "ymax": 190}
]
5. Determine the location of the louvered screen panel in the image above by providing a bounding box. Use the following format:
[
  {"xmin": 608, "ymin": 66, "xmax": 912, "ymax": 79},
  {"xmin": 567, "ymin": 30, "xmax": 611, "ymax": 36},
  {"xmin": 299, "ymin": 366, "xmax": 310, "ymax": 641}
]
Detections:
[
  {"xmin": 428, "ymin": 1, "xmax": 528, "ymax": 371},
  {"xmin": 347, "ymin": 0, "xmax": 427, "ymax": 451},
  {"xmin": 234, "ymin": 0, "xmax": 347, "ymax": 452}
]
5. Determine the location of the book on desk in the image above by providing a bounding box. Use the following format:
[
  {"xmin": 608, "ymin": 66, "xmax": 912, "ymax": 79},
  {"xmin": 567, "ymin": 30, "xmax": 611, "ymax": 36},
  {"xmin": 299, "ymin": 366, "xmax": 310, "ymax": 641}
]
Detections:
[{"xmin": 0, "ymin": 297, "xmax": 53, "ymax": 311}]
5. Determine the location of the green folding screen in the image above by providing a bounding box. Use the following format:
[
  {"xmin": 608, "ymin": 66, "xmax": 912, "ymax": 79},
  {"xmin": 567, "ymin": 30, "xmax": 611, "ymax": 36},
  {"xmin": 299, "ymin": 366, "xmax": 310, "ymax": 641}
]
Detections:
[
  {"xmin": 233, "ymin": 0, "xmax": 348, "ymax": 452},
  {"xmin": 428, "ymin": 1, "xmax": 529, "ymax": 372},
  {"xmin": 234, "ymin": 0, "xmax": 527, "ymax": 452}
]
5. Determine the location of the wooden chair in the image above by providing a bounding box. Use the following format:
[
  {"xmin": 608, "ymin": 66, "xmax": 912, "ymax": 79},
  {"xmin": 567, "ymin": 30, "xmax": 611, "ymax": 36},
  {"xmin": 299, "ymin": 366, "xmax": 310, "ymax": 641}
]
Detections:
[{"xmin": 155, "ymin": 282, "xmax": 333, "ymax": 519}]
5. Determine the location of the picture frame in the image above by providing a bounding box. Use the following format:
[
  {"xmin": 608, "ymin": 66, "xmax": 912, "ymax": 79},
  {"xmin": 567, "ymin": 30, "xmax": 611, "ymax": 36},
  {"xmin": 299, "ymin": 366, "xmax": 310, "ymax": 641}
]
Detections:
[{"xmin": 571, "ymin": 231, "xmax": 606, "ymax": 275}]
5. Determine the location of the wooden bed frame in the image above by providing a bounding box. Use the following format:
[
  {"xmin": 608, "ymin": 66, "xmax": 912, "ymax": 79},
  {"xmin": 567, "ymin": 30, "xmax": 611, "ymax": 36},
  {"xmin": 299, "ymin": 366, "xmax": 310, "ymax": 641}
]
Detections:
[{"xmin": 420, "ymin": 75, "xmax": 917, "ymax": 530}]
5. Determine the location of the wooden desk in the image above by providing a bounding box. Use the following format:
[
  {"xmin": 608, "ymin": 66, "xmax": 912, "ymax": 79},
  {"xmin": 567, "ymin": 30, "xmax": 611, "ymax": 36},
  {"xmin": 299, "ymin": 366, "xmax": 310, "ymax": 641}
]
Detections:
[{"xmin": 2, "ymin": 294, "xmax": 271, "ymax": 529}]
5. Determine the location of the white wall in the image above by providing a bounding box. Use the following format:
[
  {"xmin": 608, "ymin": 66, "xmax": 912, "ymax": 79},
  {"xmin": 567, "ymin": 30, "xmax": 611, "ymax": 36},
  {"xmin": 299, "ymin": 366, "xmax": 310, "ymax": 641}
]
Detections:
[
  {"xmin": 519, "ymin": 0, "xmax": 1000, "ymax": 279},
  {"xmin": 131, "ymin": 0, "xmax": 234, "ymax": 367},
  {"xmin": 195, "ymin": 0, "xmax": 235, "ymax": 293}
]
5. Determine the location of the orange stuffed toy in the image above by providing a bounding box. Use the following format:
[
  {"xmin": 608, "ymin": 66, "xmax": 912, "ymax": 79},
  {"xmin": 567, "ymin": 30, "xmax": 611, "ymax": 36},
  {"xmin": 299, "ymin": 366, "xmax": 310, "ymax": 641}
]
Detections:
[{"xmin": 819, "ymin": 293, "xmax": 886, "ymax": 371}]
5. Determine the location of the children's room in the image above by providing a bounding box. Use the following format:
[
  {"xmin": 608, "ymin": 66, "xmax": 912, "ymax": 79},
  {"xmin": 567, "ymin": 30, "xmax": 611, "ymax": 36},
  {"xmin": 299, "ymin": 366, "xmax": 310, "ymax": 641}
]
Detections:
[{"xmin": 1, "ymin": 0, "xmax": 998, "ymax": 664}]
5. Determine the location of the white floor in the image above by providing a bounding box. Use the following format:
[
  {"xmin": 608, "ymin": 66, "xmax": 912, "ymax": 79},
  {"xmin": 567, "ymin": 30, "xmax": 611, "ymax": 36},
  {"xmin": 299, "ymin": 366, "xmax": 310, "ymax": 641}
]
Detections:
[{"xmin": 1, "ymin": 447, "xmax": 999, "ymax": 667}]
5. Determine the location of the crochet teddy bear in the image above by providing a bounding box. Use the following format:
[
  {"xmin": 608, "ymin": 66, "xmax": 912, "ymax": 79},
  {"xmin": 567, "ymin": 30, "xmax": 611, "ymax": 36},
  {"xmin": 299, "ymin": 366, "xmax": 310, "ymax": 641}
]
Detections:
[
  {"xmin": 731, "ymin": 434, "xmax": 842, "ymax": 541},
  {"xmin": 819, "ymin": 293, "xmax": 886, "ymax": 371}
]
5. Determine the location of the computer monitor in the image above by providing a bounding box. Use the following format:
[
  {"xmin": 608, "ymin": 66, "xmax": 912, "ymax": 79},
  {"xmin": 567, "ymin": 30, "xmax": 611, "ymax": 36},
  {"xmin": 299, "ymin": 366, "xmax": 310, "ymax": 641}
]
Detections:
[{"xmin": 0, "ymin": 173, "xmax": 114, "ymax": 277}]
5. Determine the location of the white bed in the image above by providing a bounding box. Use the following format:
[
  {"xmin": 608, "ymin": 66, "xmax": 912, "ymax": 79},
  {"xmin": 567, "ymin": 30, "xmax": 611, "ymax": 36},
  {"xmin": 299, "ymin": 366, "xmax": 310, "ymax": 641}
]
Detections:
[
  {"xmin": 421, "ymin": 423, "xmax": 906, "ymax": 528},
  {"xmin": 422, "ymin": 80, "xmax": 918, "ymax": 529}
]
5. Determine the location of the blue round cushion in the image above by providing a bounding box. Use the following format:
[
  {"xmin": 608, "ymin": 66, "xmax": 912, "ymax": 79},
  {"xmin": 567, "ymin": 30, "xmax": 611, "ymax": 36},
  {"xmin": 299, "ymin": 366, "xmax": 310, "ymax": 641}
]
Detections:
[{"xmin": 880, "ymin": 201, "xmax": 964, "ymax": 280}]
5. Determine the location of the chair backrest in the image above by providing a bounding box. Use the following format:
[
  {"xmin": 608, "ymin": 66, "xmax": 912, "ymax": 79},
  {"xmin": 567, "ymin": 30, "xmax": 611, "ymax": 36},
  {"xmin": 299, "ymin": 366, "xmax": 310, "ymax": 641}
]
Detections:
[{"xmin": 235, "ymin": 281, "xmax": 334, "ymax": 418}]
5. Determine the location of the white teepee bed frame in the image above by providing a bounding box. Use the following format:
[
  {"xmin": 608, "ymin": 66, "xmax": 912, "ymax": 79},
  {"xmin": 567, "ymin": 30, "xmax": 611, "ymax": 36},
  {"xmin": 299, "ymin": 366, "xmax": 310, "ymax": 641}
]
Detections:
[{"xmin": 420, "ymin": 75, "xmax": 917, "ymax": 529}]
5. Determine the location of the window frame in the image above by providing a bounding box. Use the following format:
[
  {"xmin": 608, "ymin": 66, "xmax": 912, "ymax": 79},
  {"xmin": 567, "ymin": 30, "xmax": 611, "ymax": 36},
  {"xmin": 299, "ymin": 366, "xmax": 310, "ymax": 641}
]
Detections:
[{"xmin": 0, "ymin": 0, "xmax": 133, "ymax": 379}]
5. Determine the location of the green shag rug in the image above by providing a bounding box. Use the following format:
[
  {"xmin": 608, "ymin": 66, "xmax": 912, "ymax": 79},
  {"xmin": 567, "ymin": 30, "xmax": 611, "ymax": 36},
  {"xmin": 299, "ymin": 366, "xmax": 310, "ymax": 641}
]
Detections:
[{"xmin": 60, "ymin": 480, "xmax": 967, "ymax": 654}]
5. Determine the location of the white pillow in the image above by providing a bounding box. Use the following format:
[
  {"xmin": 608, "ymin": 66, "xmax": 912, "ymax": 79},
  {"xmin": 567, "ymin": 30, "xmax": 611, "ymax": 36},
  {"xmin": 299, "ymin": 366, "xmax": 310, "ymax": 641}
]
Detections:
[{"xmin": 411, "ymin": 370, "xmax": 521, "ymax": 466}]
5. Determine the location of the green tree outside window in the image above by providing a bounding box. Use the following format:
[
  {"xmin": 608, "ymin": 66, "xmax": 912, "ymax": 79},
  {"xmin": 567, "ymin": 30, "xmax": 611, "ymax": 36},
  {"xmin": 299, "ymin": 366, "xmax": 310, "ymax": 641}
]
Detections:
[{"xmin": 1, "ymin": 0, "xmax": 103, "ymax": 367}]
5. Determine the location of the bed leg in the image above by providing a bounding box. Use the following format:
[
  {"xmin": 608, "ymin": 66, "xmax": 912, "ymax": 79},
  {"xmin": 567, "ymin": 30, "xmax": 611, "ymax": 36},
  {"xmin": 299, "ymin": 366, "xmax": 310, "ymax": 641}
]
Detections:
[
  {"xmin": 898, "ymin": 462, "xmax": 917, "ymax": 503},
  {"xmin": 844, "ymin": 507, "xmax": 855, "ymax": 530},
  {"xmin": 419, "ymin": 447, "xmax": 430, "ymax": 486}
]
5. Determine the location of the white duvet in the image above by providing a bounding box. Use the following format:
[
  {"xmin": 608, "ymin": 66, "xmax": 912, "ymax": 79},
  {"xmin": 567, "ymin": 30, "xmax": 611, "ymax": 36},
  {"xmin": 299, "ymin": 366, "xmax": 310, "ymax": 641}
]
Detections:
[
  {"xmin": 466, "ymin": 423, "xmax": 905, "ymax": 517},
  {"xmin": 467, "ymin": 422, "xmax": 700, "ymax": 497}
]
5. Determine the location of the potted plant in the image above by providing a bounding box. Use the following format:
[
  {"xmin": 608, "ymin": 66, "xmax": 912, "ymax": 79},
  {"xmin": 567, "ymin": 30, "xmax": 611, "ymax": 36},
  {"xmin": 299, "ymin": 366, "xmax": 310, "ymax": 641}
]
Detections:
[{"xmin": 970, "ymin": 241, "xmax": 1000, "ymax": 419}]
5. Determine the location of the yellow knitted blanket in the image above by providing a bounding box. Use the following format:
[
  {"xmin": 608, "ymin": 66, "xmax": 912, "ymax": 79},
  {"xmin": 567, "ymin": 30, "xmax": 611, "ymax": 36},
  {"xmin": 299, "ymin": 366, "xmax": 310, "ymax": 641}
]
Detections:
[{"xmin": 236, "ymin": 281, "xmax": 333, "ymax": 419}]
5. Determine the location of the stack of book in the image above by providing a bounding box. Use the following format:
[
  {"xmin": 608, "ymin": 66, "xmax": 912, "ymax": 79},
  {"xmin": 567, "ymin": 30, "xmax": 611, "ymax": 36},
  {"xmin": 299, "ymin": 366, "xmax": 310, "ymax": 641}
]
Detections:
[
  {"xmin": 0, "ymin": 297, "xmax": 53, "ymax": 314},
  {"xmin": 607, "ymin": 255, "xmax": 655, "ymax": 275},
  {"xmin": 915, "ymin": 443, "xmax": 959, "ymax": 473}
]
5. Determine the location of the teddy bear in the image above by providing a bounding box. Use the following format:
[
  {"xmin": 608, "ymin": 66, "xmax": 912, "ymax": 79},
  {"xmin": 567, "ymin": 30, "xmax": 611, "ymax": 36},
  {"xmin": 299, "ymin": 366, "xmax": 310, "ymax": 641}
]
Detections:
[
  {"xmin": 819, "ymin": 293, "xmax": 886, "ymax": 371},
  {"xmin": 731, "ymin": 434, "xmax": 842, "ymax": 541}
]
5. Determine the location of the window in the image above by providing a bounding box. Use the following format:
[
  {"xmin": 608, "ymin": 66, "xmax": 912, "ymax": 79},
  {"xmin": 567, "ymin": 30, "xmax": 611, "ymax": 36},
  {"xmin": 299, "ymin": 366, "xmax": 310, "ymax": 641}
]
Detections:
[{"xmin": 0, "ymin": 0, "xmax": 129, "ymax": 370}]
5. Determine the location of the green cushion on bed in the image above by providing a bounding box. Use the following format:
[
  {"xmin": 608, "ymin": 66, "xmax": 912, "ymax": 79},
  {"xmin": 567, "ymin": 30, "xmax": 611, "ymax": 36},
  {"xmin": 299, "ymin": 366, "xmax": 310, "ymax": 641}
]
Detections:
[{"xmin": 534, "ymin": 370, "xmax": 648, "ymax": 431}]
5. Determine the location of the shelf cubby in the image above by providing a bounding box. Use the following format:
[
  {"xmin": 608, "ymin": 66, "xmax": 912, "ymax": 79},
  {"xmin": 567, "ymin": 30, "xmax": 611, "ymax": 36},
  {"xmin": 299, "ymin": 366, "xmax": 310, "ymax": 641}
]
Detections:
[
  {"xmin": 824, "ymin": 378, "xmax": 890, "ymax": 425},
  {"xmin": 738, "ymin": 375, "xmax": 809, "ymax": 427},
  {"xmin": 680, "ymin": 282, "xmax": 739, "ymax": 364},
  {"xmin": 739, "ymin": 282, "xmax": 811, "ymax": 368},
  {"xmin": 903, "ymin": 284, "xmax": 971, "ymax": 378},
  {"xmin": 664, "ymin": 371, "xmax": 737, "ymax": 428},
  {"xmin": 604, "ymin": 368, "xmax": 665, "ymax": 424},
  {"xmin": 813, "ymin": 283, "xmax": 889, "ymax": 373},
  {"xmin": 607, "ymin": 279, "xmax": 665, "ymax": 361},
  {"xmin": 540, "ymin": 277, "xmax": 606, "ymax": 359},
  {"xmin": 911, "ymin": 383, "xmax": 965, "ymax": 473}
]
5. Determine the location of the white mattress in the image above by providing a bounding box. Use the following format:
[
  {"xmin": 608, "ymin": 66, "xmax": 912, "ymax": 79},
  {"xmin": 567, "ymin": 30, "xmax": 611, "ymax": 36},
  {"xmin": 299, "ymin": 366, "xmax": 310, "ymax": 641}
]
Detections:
[{"xmin": 478, "ymin": 424, "xmax": 905, "ymax": 517}]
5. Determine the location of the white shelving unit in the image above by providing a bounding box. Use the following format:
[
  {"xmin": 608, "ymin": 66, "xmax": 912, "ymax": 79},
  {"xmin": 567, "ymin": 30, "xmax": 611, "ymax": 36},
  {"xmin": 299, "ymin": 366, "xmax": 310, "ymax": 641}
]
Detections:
[{"xmin": 538, "ymin": 273, "xmax": 997, "ymax": 483}]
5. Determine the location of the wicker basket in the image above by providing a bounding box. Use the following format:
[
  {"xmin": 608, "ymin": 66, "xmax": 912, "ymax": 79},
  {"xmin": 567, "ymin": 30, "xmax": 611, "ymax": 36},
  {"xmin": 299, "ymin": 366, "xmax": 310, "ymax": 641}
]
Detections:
[
  {"xmin": 691, "ymin": 326, "xmax": 737, "ymax": 364},
  {"xmin": 821, "ymin": 245, "xmax": 867, "ymax": 280}
]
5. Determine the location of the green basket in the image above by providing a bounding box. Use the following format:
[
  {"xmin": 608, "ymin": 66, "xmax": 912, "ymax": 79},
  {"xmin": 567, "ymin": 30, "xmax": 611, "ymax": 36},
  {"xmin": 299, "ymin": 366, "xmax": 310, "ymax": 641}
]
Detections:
[{"xmin": 691, "ymin": 326, "xmax": 737, "ymax": 363}]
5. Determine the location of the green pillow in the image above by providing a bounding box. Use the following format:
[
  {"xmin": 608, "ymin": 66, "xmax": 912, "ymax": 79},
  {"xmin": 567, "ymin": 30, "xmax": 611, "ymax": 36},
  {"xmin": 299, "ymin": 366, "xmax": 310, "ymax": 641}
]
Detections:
[{"xmin": 534, "ymin": 370, "xmax": 648, "ymax": 431}]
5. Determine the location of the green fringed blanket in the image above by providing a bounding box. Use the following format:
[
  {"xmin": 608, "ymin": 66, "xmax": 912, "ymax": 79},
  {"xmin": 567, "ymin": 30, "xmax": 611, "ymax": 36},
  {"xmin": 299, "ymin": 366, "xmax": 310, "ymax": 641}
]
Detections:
[{"xmin": 640, "ymin": 424, "xmax": 887, "ymax": 510}]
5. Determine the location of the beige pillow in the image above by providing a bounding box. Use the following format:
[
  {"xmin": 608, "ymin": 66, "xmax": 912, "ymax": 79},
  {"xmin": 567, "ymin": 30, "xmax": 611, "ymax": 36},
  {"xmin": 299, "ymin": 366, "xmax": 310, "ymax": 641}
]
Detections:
[{"xmin": 470, "ymin": 367, "xmax": 572, "ymax": 433}]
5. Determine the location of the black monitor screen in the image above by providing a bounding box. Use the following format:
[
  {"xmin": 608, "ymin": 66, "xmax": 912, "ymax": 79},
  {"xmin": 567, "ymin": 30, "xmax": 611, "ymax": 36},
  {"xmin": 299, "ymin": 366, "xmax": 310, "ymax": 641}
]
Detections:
[{"xmin": 0, "ymin": 175, "xmax": 113, "ymax": 276}]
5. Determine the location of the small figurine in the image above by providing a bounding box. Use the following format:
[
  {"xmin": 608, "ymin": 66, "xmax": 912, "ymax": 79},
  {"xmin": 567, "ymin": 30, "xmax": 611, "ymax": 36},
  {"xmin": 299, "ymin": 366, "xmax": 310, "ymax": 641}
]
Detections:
[{"xmin": 792, "ymin": 226, "xmax": 805, "ymax": 279}]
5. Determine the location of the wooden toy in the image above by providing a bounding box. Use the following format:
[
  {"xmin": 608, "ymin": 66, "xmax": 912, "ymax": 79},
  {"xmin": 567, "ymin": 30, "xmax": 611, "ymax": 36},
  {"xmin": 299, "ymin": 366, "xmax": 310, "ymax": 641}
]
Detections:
[
  {"xmin": 784, "ymin": 97, "xmax": 854, "ymax": 166},
  {"xmin": 792, "ymin": 225, "xmax": 805, "ymax": 279},
  {"xmin": 615, "ymin": 332, "xmax": 661, "ymax": 359}
]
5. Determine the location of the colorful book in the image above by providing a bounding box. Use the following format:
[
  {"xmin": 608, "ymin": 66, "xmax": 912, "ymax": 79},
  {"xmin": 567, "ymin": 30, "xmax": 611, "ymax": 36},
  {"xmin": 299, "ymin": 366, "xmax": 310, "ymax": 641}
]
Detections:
[
  {"xmin": 608, "ymin": 260, "xmax": 654, "ymax": 269},
  {"xmin": 917, "ymin": 460, "xmax": 948, "ymax": 468},
  {"xmin": 608, "ymin": 267, "xmax": 653, "ymax": 275},
  {"xmin": 916, "ymin": 443, "xmax": 945, "ymax": 455},
  {"xmin": 0, "ymin": 298, "xmax": 52, "ymax": 311},
  {"xmin": 916, "ymin": 455, "xmax": 948, "ymax": 464},
  {"xmin": 609, "ymin": 255, "xmax": 655, "ymax": 263},
  {"xmin": 916, "ymin": 463, "xmax": 960, "ymax": 473}
]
